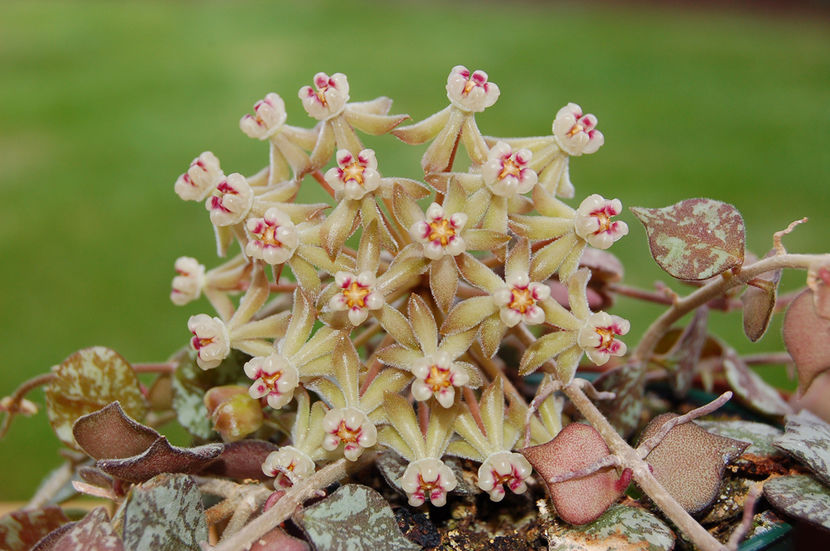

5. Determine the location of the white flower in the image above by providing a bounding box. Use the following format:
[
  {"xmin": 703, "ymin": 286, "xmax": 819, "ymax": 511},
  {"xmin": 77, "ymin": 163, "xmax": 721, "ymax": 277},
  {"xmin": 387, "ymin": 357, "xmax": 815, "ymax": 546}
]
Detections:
[
  {"xmin": 206, "ymin": 173, "xmax": 254, "ymax": 226},
  {"xmin": 324, "ymin": 149, "xmax": 381, "ymax": 201},
  {"xmin": 410, "ymin": 203, "xmax": 468, "ymax": 260},
  {"xmin": 243, "ymin": 353, "xmax": 301, "ymax": 410},
  {"xmin": 477, "ymin": 451, "xmax": 533, "ymax": 502},
  {"xmin": 239, "ymin": 93, "xmax": 287, "ymax": 140},
  {"xmin": 399, "ymin": 458, "xmax": 458, "ymax": 507},
  {"xmin": 174, "ymin": 151, "xmax": 223, "ymax": 202},
  {"xmin": 492, "ymin": 273, "xmax": 550, "ymax": 327},
  {"xmin": 328, "ymin": 271, "xmax": 384, "ymax": 326},
  {"xmin": 299, "ymin": 72, "xmax": 350, "ymax": 121},
  {"xmin": 321, "ymin": 407, "xmax": 377, "ymax": 461},
  {"xmin": 170, "ymin": 256, "xmax": 206, "ymax": 306},
  {"xmin": 553, "ymin": 103, "xmax": 604, "ymax": 156},
  {"xmin": 410, "ymin": 351, "xmax": 470, "ymax": 408},
  {"xmin": 188, "ymin": 314, "xmax": 231, "ymax": 370},
  {"xmin": 445, "ymin": 65, "xmax": 499, "ymax": 113},
  {"xmin": 262, "ymin": 446, "xmax": 316, "ymax": 488},
  {"xmin": 577, "ymin": 311, "xmax": 630, "ymax": 366},
  {"xmin": 245, "ymin": 208, "xmax": 299, "ymax": 265},
  {"xmin": 574, "ymin": 194, "xmax": 629, "ymax": 249},
  {"xmin": 481, "ymin": 142, "xmax": 537, "ymax": 197}
]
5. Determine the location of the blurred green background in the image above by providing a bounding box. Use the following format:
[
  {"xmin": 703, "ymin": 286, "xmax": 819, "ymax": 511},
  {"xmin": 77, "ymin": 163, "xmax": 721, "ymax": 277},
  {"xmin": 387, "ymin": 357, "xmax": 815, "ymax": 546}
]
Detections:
[{"xmin": 1, "ymin": 0, "xmax": 828, "ymax": 500}]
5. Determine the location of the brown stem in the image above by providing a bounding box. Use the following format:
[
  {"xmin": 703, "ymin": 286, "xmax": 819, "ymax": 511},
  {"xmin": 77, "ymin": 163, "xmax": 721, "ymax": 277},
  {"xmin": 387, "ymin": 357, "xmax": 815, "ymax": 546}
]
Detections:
[
  {"xmin": 132, "ymin": 362, "xmax": 176, "ymax": 374},
  {"xmin": 269, "ymin": 283, "xmax": 299, "ymax": 293},
  {"xmin": 606, "ymin": 283, "xmax": 675, "ymax": 306},
  {"xmin": 359, "ymin": 334, "xmax": 394, "ymax": 396},
  {"xmin": 468, "ymin": 345, "xmax": 527, "ymax": 409},
  {"xmin": 418, "ymin": 401, "xmax": 429, "ymax": 436},
  {"xmin": 743, "ymin": 352, "xmax": 793, "ymax": 366},
  {"xmin": 726, "ymin": 484, "xmax": 762, "ymax": 550},
  {"xmin": 0, "ymin": 372, "xmax": 56, "ymax": 439},
  {"xmin": 546, "ymin": 454, "xmax": 621, "ymax": 484},
  {"xmin": 636, "ymin": 391, "xmax": 732, "ymax": 458},
  {"xmin": 524, "ymin": 378, "xmax": 560, "ymax": 448}
]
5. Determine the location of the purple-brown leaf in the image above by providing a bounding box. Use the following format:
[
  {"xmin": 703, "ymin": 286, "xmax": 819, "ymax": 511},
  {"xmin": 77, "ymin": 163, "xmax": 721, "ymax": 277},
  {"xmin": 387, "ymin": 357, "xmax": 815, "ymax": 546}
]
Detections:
[
  {"xmin": 639, "ymin": 413, "xmax": 749, "ymax": 513},
  {"xmin": 741, "ymin": 251, "xmax": 781, "ymax": 342},
  {"xmin": 199, "ymin": 440, "xmax": 279, "ymax": 481},
  {"xmin": 73, "ymin": 402, "xmax": 159, "ymax": 460},
  {"xmin": 782, "ymin": 289, "xmax": 830, "ymax": 394},
  {"xmin": 631, "ymin": 198, "xmax": 745, "ymax": 280},
  {"xmin": 521, "ymin": 423, "xmax": 623, "ymax": 525},
  {"xmin": 722, "ymin": 346, "xmax": 793, "ymax": 417},
  {"xmin": 0, "ymin": 507, "xmax": 69, "ymax": 551},
  {"xmin": 97, "ymin": 438, "xmax": 223, "ymax": 484}
]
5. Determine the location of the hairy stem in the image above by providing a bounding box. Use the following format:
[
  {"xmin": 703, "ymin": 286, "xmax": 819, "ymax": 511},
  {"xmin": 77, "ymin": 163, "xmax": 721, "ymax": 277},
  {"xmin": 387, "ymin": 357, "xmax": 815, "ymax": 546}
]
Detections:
[
  {"xmin": 0, "ymin": 372, "xmax": 55, "ymax": 439},
  {"xmin": 633, "ymin": 253, "xmax": 825, "ymax": 364},
  {"xmin": 206, "ymin": 457, "xmax": 365, "ymax": 551}
]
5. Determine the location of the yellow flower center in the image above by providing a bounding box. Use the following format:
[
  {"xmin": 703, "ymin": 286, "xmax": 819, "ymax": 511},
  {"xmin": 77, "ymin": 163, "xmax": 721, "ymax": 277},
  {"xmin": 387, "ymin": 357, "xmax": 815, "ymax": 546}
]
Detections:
[
  {"xmin": 593, "ymin": 210, "xmax": 612, "ymax": 233},
  {"xmin": 463, "ymin": 79, "xmax": 477, "ymax": 95},
  {"xmin": 428, "ymin": 218, "xmax": 456, "ymax": 246},
  {"xmin": 425, "ymin": 364, "xmax": 453, "ymax": 393},
  {"xmin": 417, "ymin": 474, "xmax": 441, "ymax": 493},
  {"xmin": 508, "ymin": 287, "xmax": 535, "ymax": 314},
  {"xmin": 567, "ymin": 122, "xmax": 585, "ymax": 137},
  {"xmin": 498, "ymin": 157, "xmax": 521, "ymax": 180},
  {"xmin": 342, "ymin": 281, "xmax": 370, "ymax": 309},
  {"xmin": 595, "ymin": 326, "xmax": 615, "ymax": 349},
  {"xmin": 261, "ymin": 224, "xmax": 283, "ymax": 247},
  {"xmin": 262, "ymin": 369, "xmax": 282, "ymax": 388},
  {"xmin": 315, "ymin": 87, "xmax": 329, "ymax": 106},
  {"xmin": 341, "ymin": 162, "xmax": 365, "ymax": 185},
  {"xmin": 335, "ymin": 420, "xmax": 361, "ymax": 443}
]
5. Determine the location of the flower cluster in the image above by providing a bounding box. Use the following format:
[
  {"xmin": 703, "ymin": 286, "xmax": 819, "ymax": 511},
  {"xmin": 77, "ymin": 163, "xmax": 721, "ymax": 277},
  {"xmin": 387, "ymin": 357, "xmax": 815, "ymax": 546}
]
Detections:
[{"xmin": 170, "ymin": 66, "xmax": 629, "ymax": 506}]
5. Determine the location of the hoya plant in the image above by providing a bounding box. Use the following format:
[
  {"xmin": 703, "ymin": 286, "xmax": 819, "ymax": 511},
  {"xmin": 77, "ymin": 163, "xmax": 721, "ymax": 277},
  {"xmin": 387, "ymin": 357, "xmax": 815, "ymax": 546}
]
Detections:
[{"xmin": 3, "ymin": 66, "xmax": 830, "ymax": 551}]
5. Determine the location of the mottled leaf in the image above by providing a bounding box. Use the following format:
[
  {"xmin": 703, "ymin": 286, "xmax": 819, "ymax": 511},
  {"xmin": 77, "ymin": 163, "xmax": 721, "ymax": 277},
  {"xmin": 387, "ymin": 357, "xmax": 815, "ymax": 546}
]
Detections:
[
  {"xmin": 631, "ymin": 198, "xmax": 745, "ymax": 280},
  {"xmin": 97, "ymin": 438, "xmax": 223, "ymax": 484},
  {"xmin": 741, "ymin": 253, "xmax": 781, "ymax": 342},
  {"xmin": 0, "ymin": 507, "xmax": 69, "ymax": 551},
  {"xmin": 773, "ymin": 410, "xmax": 830, "ymax": 486},
  {"xmin": 782, "ymin": 289, "xmax": 830, "ymax": 394},
  {"xmin": 723, "ymin": 347, "xmax": 792, "ymax": 417},
  {"xmin": 639, "ymin": 413, "xmax": 748, "ymax": 513},
  {"xmin": 593, "ymin": 362, "xmax": 646, "ymax": 439},
  {"xmin": 171, "ymin": 349, "xmax": 249, "ymax": 439},
  {"xmin": 665, "ymin": 307, "xmax": 710, "ymax": 397},
  {"xmin": 297, "ymin": 484, "xmax": 419, "ymax": 551},
  {"xmin": 200, "ymin": 440, "xmax": 279, "ymax": 481},
  {"xmin": 695, "ymin": 420, "xmax": 784, "ymax": 461},
  {"xmin": 46, "ymin": 347, "xmax": 147, "ymax": 449},
  {"xmin": 116, "ymin": 474, "xmax": 207, "ymax": 551},
  {"xmin": 764, "ymin": 475, "xmax": 830, "ymax": 531},
  {"xmin": 49, "ymin": 507, "xmax": 124, "ymax": 551},
  {"xmin": 549, "ymin": 504, "xmax": 675, "ymax": 551},
  {"xmin": 73, "ymin": 402, "xmax": 159, "ymax": 460},
  {"xmin": 521, "ymin": 423, "xmax": 623, "ymax": 525}
]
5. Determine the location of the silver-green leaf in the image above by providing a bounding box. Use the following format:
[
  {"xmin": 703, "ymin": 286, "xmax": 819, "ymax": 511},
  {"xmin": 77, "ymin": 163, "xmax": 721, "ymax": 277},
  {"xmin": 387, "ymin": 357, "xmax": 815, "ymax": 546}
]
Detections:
[{"xmin": 297, "ymin": 484, "xmax": 419, "ymax": 551}]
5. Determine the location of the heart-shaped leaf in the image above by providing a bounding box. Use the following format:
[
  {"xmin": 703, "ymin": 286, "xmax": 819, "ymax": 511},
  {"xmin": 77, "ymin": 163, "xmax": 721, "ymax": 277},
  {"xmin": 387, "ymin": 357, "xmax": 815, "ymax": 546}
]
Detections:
[
  {"xmin": 46, "ymin": 347, "xmax": 147, "ymax": 449},
  {"xmin": 249, "ymin": 526, "xmax": 310, "ymax": 551},
  {"xmin": 73, "ymin": 402, "xmax": 223, "ymax": 483},
  {"xmin": 297, "ymin": 484, "xmax": 419, "ymax": 551},
  {"xmin": 696, "ymin": 420, "xmax": 785, "ymax": 464},
  {"xmin": 200, "ymin": 440, "xmax": 279, "ymax": 481},
  {"xmin": 764, "ymin": 475, "xmax": 830, "ymax": 531},
  {"xmin": 782, "ymin": 289, "xmax": 830, "ymax": 394},
  {"xmin": 741, "ymin": 252, "xmax": 781, "ymax": 342},
  {"xmin": 97, "ymin": 438, "xmax": 223, "ymax": 484},
  {"xmin": 548, "ymin": 504, "xmax": 675, "ymax": 551},
  {"xmin": 593, "ymin": 363, "xmax": 646, "ymax": 439},
  {"xmin": 631, "ymin": 198, "xmax": 745, "ymax": 280},
  {"xmin": 0, "ymin": 507, "xmax": 69, "ymax": 551},
  {"xmin": 115, "ymin": 474, "xmax": 207, "ymax": 551},
  {"xmin": 722, "ymin": 346, "xmax": 792, "ymax": 417},
  {"xmin": 639, "ymin": 413, "xmax": 748, "ymax": 513},
  {"xmin": 73, "ymin": 402, "xmax": 159, "ymax": 460},
  {"xmin": 521, "ymin": 423, "xmax": 623, "ymax": 525},
  {"xmin": 47, "ymin": 507, "xmax": 124, "ymax": 551},
  {"xmin": 773, "ymin": 410, "xmax": 830, "ymax": 486}
]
